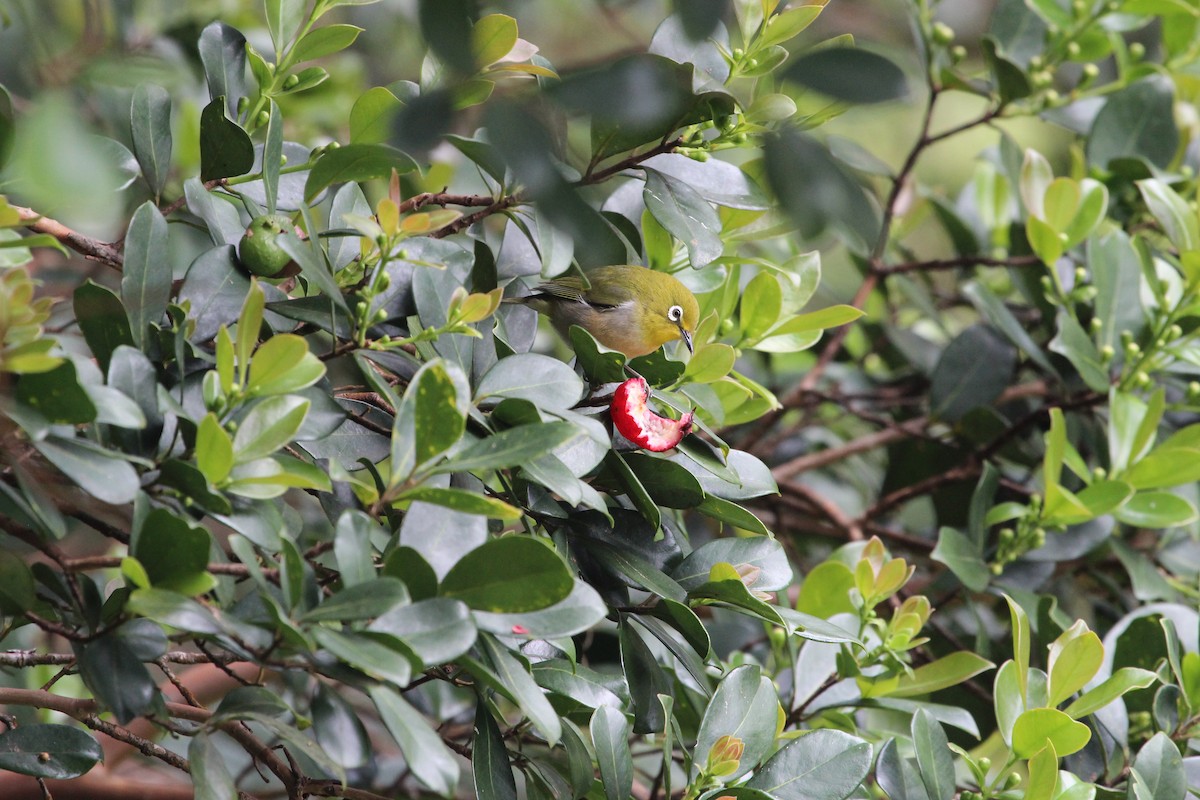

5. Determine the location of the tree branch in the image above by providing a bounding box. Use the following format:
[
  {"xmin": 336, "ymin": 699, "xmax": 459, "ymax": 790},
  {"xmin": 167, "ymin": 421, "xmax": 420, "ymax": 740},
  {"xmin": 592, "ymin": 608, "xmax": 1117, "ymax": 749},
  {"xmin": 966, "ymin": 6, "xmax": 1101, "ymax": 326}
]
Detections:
[{"xmin": 16, "ymin": 206, "xmax": 124, "ymax": 269}]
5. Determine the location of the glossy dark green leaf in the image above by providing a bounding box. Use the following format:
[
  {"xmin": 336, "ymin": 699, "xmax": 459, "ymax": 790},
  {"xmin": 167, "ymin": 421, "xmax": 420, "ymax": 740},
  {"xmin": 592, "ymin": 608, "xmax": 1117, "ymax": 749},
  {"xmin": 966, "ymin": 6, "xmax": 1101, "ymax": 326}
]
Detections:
[
  {"xmin": 381, "ymin": 545, "xmax": 438, "ymax": 601},
  {"xmin": 302, "ymin": 577, "xmax": 409, "ymax": 622},
  {"xmin": 199, "ymin": 97, "xmax": 254, "ymax": 181},
  {"xmin": 694, "ymin": 665, "xmax": 778, "ymax": 780},
  {"xmin": 130, "ymin": 84, "xmax": 171, "ymax": 198},
  {"xmin": 591, "ymin": 704, "xmax": 633, "ymax": 800},
  {"xmin": 79, "ymin": 629, "xmax": 159, "ymax": 724},
  {"xmin": 132, "ymin": 508, "xmax": 213, "ymax": 595},
  {"xmin": 440, "ymin": 422, "xmax": 582, "ymax": 474},
  {"xmin": 931, "ymin": 526, "xmax": 989, "ymax": 592},
  {"xmin": 419, "ymin": 0, "xmax": 477, "ymax": 74},
  {"xmin": 764, "ymin": 128, "xmax": 880, "ymax": 253},
  {"xmin": 311, "ymin": 627, "xmax": 412, "ymax": 686},
  {"xmin": 198, "ymin": 22, "xmax": 248, "ymax": 118},
  {"xmin": 441, "ymin": 536, "xmax": 573, "ymax": 612},
  {"xmin": 190, "ymin": 732, "xmax": 237, "ymax": 800},
  {"xmin": 1130, "ymin": 731, "xmax": 1185, "ymax": 800},
  {"xmin": 1087, "ymin": 75, "xmax": 1178, "ymax": 170},
  {"xmin": 0, "ymin": 549, "xmax": 36, "ymax": 614},
  {"xmin": 312, "ymin": 681, "xmax": 370, "ymax": 769},
  {"xmin": 122, "ymin": 201, "xmax": 170, "ymax": 348},
  {"xmin": 696, "ymin": 495, "xmax": 771, "ymax": 535},
  {"xmin": 672, "ymin": 534, "xmax": 792, "ymax": 591},
  {"xmin": 368, "ymin": 685, "xmax": 459, "ymax": 794},
  {"xmin": 673, "ymin": 0, "xmax": 729, "ymax": 40},
  {"xmin": 745, "ymin": 728, "xmax": 872, "ymax": 800},
  {"xmin": 577, "ymin": 536, "xmax": 686, "ymax": 601},
  {"xmin": 644, "ymin": 168, "xmax": 723, "ymax": 267},
  {"xmin": 875, "ymin": 738, "xmax": 926, "ymax": 800},
  {"xmin": 73, "ymin": 281, "xmax": 133, "ymax": 373},
  {"xmin": 477, "ymin": 633, "xmax": 562, "ymax": 744},
  {"xmin": 473, "ymin": 580, "xmax": 608, "ymax": 639},
  {"xmin": 17, "ymin": 360, "xmax": 96, "ymax": 424},
  {"xmin": 263, "ymin": 100, "xmax": 283, "ymax": 215},
  {"xmin": 474, "ymin": 353, "xmax": 584, "ymax": 412},
  {"xmin": 32, "ymin": 436, "xmax": 138, "ymax": 505},
  {"xmin": 369, "ymin": 597, "xmax": 476, "ymax": 666},
  {"xmin": 912, "ymin": 709, "xmax": 955, "ymax": 800},
  {"xmin": 472, "ymin": 697, "xmax": 518, "ymax": 800},
  {"xmin": 619, "ymin": 617, "xmax": 671, "ymax": 733},
  {"xmin": 783, "ymin": 47, "xmax": 908, "ymax": 104},
  {"xmin": 930, "ymin": 324, "xmax": 1016, "ymax": 422},
  {"xmin": 303, "ymin": 143, "xmax": 418, "ymax": 201},
  {"xmin": 0, "ymin": 724, "xmax": 103, "ymax": 780}
]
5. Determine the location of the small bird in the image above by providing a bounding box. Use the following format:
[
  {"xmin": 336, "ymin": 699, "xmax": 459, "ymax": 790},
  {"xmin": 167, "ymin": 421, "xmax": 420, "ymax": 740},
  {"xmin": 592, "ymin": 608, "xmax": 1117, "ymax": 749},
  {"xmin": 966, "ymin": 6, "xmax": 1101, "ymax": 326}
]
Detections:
[{"xmin": 507, "ymin": 265, "xmax": 699, "ymax": 358}]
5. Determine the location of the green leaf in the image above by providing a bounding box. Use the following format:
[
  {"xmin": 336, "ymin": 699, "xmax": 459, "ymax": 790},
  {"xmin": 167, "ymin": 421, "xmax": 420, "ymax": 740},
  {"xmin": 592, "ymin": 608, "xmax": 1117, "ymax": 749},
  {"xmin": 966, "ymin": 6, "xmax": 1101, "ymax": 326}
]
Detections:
[
  {"xmin": 1006, "ymin": 594, "xmax": 1031, "ymax": 700},
  {"xmin": 740, "ymin": 271, "xmax": 784, "ymax": 341},
  {"xmin": 1114, "ymin": 491, "xmax": 1198, "ymax": 528},
  {"xmin": 1136, "ymin": 179, "xmax": 1200, "ymax": 253},
  {"xmin": 931, "ymin": 526, "xmax": 989, "ymax": 592},
  {"xmin": 130, "ymin": 84, "xmax": 172, "ymax": 198},
  {"xmin": 891, "ymin": 651, "xmax": 995, "ymax": 698},
  {"xmin": 473, "ymin": 14, "xmax": 518, "ymax": 67},
  {"xmin": 79, "ymin": 627, "xmax": 158, "ymax": 724},
  {"xmin": 1128, "ymin": 732, "xmax": 1186, "ymax": 800},
  {"xmin": 473, "ymin": 581, "xmax": 608, "ymax": 639},
  {"xmin": 311, "ymin": 682, "xmax": 369, "ymax": 769},
  {"xmin": 591, "ymin": 705, "xmax": 633, "ymax": 800},
  {"xmin": 673, "ymin": 535, "xmax": 792, "ymax": 591},
  {"xmin": 0, "ymin": 724, "xmax": 103, "ymax": 780},
  {"xmin": 683, "ymin": 342, "xmax": 737, "ymax": 383},
  {"xmin": 311, "ymin": 627, "xmax": 412, "ymax": 685},
  {"xmin": 199, "ymin": 97, "xmax": 254, "ymax": 181},
  {"xmin": 304, "ymin": 143, "xmax": 418, "ymax": 201},
  {"xmin": 398, "ymin": 486, "xmax": 522, "ymax": 520},
  {"xmin": 439, "ymin": 422, "xmax": 581, "ymax": 474},
  {"xmin": 302, "ymin": 577, "xmax": 410, "ymax": 622},
  {"xmin": 472, "ymin": 699, "xmax": 517, "ymax": 800},
  {"xmin": 350, "ymin": 87, "xmax": 403, "ymax": 145},
  {"xmin": 198, "ymin": 22, "xmax": 248, "ymax": 118},
  {"xmin": 121, "ymin": 202, "xmax": 170, "ymax": 348},
  {"xmin": 32, "ymin": 436, "xmax": 138, "ymax": 505},
  {"xmin": 1025, "ymin": 743, "xmax": 1059, "ymax": 800},
  {"xmin": 126, "ymin": 588, "xmax": 225, "ymax": 635},
  {"xmin": 1087, "ymin": 75, "xmax": 1178, "ymax": 170},
  {"xmin": 911, "ymin": 709, "xmax": 955, "ymax": 800},
  {"xmin": 132, "ymin": 508, "xmax": 214, "ymax": 595},
  {"xmin": 476, "ymin": 633, "xmax": 562, "ymax": 744},
  {"xmin": 263, "ymin": 100, "xmax": 283, "ymax": 215},
  {"xmin": 246, "ymin": 334, "xmax": 326, "ymax": 397},
  {"xmin": 1011, "ymin": 708, "xmax": 1091, "ymax": 758},
  {"xmin": 265, "ymin": 0, "xmax": 305, "ymax": 57},
  {"xmin": 440, "ymin": 536, "xmax": 573, "ymax": 612},
  {"xmin": 475, "ymin": 353, "xmax": 584, "ymax": 412},
  {"xmin": 930, "ymin": 325, "xmax": 1016, "ymax": 422},
  {"xmin": 694, "ymin": 665, "xmax": 778, "ymax": 780},
  {"xmin": 293, "ymin": 24, "xmax": 362, "ymax": 63},
  {"xmin": 232, "ymin": 395, "xmax": 310, "ymax": 462},
  {"xmin": 760, "ymin": 6, "xmax": 823, "ymax": 46},
  {"xmin": 17, "ymin": 361, "xmax": 96, "ymax": 424},
  {"xmin": 0, "ymin": 549, "xmax": 36, "ymax": 614},
  {"xmin": 1048, "ymin": 629, "xmax": 1103, "ymax": 707},
  {"xmin": 73, "ymin": 281, "xmax": 133, "ymax": 373},
  {"xmin": 190, "ymin": 733, "xmax": 238, "ymax": 800},
  {"xmin": 370, "ymin": 686, "xmax": 460, "ymax": 795},
  {"xmin": 644, "ymin": 168, "xmax": 723, "ymax": 267},
  {"xmin": 369, "ymin": 597, "xmax": 476, "ymax": 667},
  {"xmin": 745, "ymin": 728, "xmax": 872, "ymax": 800},
  {"xmin": 195, "ymin": 413, "xmax": 234, "ymax": 484},
  {"xmin": 696, "ymin": 495, "xmax": 771, "ymax": 535},
  {"xmin": 783, "ymin": 46, "xmax": 908, "ymax": 104},
  {"xmin": 1064, "ymin": 667, "xmax": 1158, "ymax": 718}
]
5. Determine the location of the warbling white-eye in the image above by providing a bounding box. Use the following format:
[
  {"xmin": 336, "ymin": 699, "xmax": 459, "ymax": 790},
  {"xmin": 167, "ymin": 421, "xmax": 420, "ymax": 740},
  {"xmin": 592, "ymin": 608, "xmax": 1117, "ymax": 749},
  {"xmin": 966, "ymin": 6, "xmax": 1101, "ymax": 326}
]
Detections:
[{"xmin": 509, "ymin": 265, "xmax": 699, "ymax": 358}]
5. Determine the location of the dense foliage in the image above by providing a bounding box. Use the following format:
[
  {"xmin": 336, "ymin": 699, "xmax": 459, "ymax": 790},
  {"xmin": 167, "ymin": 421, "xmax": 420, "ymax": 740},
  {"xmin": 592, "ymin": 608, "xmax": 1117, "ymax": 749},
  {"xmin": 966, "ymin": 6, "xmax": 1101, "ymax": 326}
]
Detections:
[{"xmin": 1, "ymin": 1, "xmax": 1199, "ymax": 799}]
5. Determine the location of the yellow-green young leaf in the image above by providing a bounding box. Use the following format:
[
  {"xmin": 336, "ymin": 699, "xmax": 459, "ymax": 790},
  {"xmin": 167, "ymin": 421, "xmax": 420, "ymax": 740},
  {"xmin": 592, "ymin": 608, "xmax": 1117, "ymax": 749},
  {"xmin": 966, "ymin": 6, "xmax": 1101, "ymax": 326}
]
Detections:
[
  {"xmin": 642, "ymin": 208, "xmax": 675, "ymax": 271},
  {"xmin": 683, "ymin": 343, "xmax": 737, "ymax": 384},
  {"xmin": 216, "ymin": 325, "xmax": 235, "ymax": 395},
  {"xmin": 236, "ymin": 282, "xmax": 266, "ymax": 385},
  {"xmin": 1042, "ymin": 177, "xmax": 1081, "ymax": 231},
  {"xmin": 272, "ymin": 454, "xmax": 332, "ymax": 492},
  {"xmin": 740, "ymin": 271, "xmax": 783, "ymax": 341},
  {"xmin": 890, "ymin": 651, "xmax": 996, "ymax": 698},
  {"xmin": 1027, "ymin": 215, "xmax": 1063, "ymax": 264},
  {"xmin": 773, "ymin": 304, "xmax": 864, "ymax": 334},
  {"xmin": 759, "ymin": 5, "xmax": 823, "ymax": 47},
  {"xmin": 398, "ymin": 486, "xmax": 521, "ymax": 520},
  {"xmin": 1062, "ymin": 179, "xmax": 1108, "ymax": 247},
  {"xmin": 994, "ymin": 660, "xmax": 1023, "ymax": 746},
  {"xmin": 796, "ymin": 561, "xmax": 856, "ymax": 618},
  {"xmin": 411, "ymin": 361, "xmax": 465, "ymax": 466},
  {"xmin": 1048, "ymin": 628, "xmax": 1103, "ymax": 707},
  {"xmin": 3, "ymin": 339, "xmax": 62, "ymax": 374},
  {"xmin": 1064, "ymin": 667, "xmax": 1159, "ymax": 719},
  {"xmin": 1182, "ymin": 652, "xmax": 1200, "ymax": 709},
  {"xmin": 246, "ymin": 334, "xmax": 325, "ymax": 396},
  {"xmin": 120, "ymin": 556, "xmax": 152, "ymax": 589},
  {"xmin": 195, "ymin": 412, "xmax": 234, "ymax": 484},
  {"xmin": 1012, "ymin": 708, "xmax": 1091, "ymax": 758},
  {"xmin": 472, "ymin": 14, "xmax": 518, "ymax": 68},
  {"xmin": 1025, "ymin": 743, "xmax": 1059, "ymax": 800},
  {"xmin": 1042, "ymin": 408, "xmax": 1067, "ymax": 517},
  {"xmin": 1006, "ymin": 594, "xmax": 1031, "ymax": 701}
]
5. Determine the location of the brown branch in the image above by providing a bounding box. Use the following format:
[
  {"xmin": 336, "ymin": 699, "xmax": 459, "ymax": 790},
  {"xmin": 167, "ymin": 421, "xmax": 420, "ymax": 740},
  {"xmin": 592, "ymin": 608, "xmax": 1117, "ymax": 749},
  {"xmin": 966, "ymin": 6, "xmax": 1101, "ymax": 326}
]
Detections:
[
  {"xmin": 778, "ymin": 480, "xmax": 864, "ymax": 541},
  {"xmin": 771, "ymin": 417, "xmax": 928, "ymax": 481},
  {"xmin": 0, "ymin": 651, "xmax": 244, "ymax": 668},
  {"xmin": 398, "ymin": 192, "xmax": 502, "ymax": 213},
  {"xmin": 876, "ymin": 253, "xmax": 1042, "ymax": 276},
  {"xmin": 16, "ymin": 206, "xmax": 124, "ymax": 268}
]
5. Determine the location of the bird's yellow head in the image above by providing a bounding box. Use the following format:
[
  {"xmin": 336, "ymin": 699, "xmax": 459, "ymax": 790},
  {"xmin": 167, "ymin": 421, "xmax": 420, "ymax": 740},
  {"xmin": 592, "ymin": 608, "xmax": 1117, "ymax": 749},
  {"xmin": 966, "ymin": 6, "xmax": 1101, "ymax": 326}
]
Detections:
[{"xmin": 624, "ymin": 268, "xmax": 700, "ymax": 353}]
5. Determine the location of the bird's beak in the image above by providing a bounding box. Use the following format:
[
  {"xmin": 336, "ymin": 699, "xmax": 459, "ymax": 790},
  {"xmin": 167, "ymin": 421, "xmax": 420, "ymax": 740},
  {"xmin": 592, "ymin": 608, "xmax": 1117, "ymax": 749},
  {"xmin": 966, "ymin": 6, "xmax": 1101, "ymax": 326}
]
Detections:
[{"xmin": 679, "ymin": 327, "xmax": 693, "ymax": 354}]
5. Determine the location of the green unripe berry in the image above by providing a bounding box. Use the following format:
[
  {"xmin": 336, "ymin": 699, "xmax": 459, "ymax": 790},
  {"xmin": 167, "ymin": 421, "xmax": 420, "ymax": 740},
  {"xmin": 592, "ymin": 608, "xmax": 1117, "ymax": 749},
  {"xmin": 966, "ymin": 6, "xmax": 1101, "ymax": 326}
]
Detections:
[
  {"xmin": 1066, "ymin": 41, "xmax": 1081, "ymax": 58},
  {"xmin": 1082, "ymin": 63, "xmax": 1099, "ymax": 80},
  {"xmin": 1090, "ymin": 317, "xmax": 1102, "ymax": 333},
  {"xmin": 1120, "ymin": 329, "xmax": 1134, "ymax": 346},
  {"xmin": 1129, "ymin": 42, "xmax": 1145, "ymax": 60},
  {"xmin": 978, "ymin": 757, "xmax": 991, "ymax": 772},
  {"xmin": 256, "ymin": 110, "xmax": 270, "ymax": 127},
  {"xmin": 1100, "ymin": 344, "xmax": 1115, "ymax": 362},
  {"xmin": 1004, "ymin": 773, "xmax": 1022, "ymax": 789},
  {"xmin": 1071, "ymin": 0, "xmax": 1086, "ymax": 14},
  {"xmin": 1074, "ymin": 266, "xmax": 1087, "ymax": 284},
  {"xmin": 238, "ymin": 214, "xmax": 295, "ymax": 277},
  {"xmin": 950, "ymin": 45, "xmax": 967, "ymax": 62},
  {"xmin": 283, "ymin": 73, "xmax": 300, "ymax": 89},
  {"xmin": 279, "ymin": 154, "xmax": 288, "ymax": 166},
  {"xmin": 932, "ymin": 22, "xmax": 955, "ymax": 45},
  {"xmin": 1135, "ymin": 370, "xmax": 1151, "ymax": 386},
  {"xmin": 1093, "ymin": 466, "xmax": 1107, "ymax": 480},
  {"xmin": 374, "ymin": 308, "xmax": 388, "ymax": 322},
  {"xmin": 237, "ymin": 96, "xmax": 249, "ymax": 114},
  {"xmin": 1030, "ymin": 56, "xmax": 1044, "ymax": 70},
  {"xmin": 745, "ymin": 57, "xmax": 759, "ymax": 69},
  {"xmin": 1167, "ymin": 324, "xmax": 1183, "ymax": 340},
  {"xmin": 1125, "ymin": 341, "xmax": 1141, "ymax": 358},
  {"xmin": 732, "ymin": 47, "xmax": 744, "ymax": 59}
]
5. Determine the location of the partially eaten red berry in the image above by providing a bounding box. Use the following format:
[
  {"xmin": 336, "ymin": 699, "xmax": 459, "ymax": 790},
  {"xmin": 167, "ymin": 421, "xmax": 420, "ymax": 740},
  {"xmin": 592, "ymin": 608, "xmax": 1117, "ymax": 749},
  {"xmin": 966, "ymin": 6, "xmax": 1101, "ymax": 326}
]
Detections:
[{"xmin": 610, "ymin": 376, "xmax": 694, "ymax": 452}]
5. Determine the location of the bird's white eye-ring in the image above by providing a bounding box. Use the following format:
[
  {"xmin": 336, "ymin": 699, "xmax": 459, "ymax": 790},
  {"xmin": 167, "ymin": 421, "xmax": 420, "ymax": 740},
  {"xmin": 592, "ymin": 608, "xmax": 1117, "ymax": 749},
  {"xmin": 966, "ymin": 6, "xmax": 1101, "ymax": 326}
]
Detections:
[{"xmin": 667, "ymin": 304, "xmax": 683, "ymax": 322}]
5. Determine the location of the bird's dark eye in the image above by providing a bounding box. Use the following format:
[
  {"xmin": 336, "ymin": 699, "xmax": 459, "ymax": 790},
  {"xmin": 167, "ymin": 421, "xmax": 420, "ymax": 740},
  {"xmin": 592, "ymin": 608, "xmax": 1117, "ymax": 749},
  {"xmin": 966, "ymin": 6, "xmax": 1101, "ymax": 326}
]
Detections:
[{"xmin": 668, "ymin": 304, "xmax": 683, "ymax": 322}]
